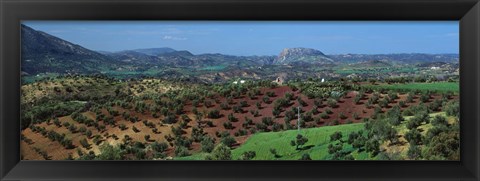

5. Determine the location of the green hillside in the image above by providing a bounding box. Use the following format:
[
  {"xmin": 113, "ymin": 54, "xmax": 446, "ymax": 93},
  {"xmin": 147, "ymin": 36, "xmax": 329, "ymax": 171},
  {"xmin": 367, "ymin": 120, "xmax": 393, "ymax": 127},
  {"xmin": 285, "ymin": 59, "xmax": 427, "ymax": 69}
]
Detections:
[{"xmin": 177, "ymin": 123, "xmax": 371, "ymax": 160}]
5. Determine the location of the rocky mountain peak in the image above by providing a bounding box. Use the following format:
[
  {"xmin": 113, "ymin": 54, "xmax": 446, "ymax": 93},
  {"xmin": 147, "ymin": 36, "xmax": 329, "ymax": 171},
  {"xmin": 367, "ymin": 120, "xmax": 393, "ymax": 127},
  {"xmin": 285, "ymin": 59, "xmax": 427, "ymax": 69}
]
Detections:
[
  {"xmin": 275, "ymin": 47, "xmax": 333, "ymax": 65},
  {"xmin": 278, "ymin": 47, "xmax": 326, "ymax": 60}
]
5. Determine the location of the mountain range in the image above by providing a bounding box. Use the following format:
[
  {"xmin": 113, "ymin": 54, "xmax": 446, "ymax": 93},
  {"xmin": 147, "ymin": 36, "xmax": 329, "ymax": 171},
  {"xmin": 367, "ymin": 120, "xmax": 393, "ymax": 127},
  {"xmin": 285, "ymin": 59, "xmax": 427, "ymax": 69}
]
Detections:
[{"xmin": 21, "ymin": 25, "xmax": 459, "ymax": 75}]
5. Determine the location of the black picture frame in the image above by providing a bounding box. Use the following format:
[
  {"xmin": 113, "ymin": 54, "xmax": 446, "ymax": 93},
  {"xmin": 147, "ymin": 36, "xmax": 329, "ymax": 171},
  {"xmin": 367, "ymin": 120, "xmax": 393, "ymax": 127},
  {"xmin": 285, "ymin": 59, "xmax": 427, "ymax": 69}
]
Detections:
[{"xmin": 1, "ymin": 0, "xmax": 479, "ymax": 180}]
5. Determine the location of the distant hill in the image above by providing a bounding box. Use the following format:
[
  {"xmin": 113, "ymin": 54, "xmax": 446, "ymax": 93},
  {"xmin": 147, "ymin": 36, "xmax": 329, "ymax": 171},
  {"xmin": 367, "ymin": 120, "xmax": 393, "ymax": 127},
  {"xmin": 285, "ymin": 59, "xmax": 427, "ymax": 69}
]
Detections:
[
  {"xmin": 21, "ymin": 25, "xmax": 460, "ymax": 78},
  {"xmin": 351, "ymin": 60, "xmax": 392, "ymax": 67},
  {"xmin": 132, "ymin": 47, "xmax": 176, "ymax": 56},
  {"xmin": 274, "ymin": 47, "xmax": 335, "ymax": 65},
  {"xmin": 108, "ymin": 50, "xmax": 159, "ymax": 64},
  {"xmin": 329, "ymin": 53, "xmax": 459, "ymax": 64},
  {"xmin": 21, "ymin": 24, "xmax": 120, "ymax": 75},
  {"xmin": 417, "ymin": 61, "xmax": 447, "ymax": 67},
  {"xmin": 107, "ymin": 48, "xmax": 268, "ymax": 67}
]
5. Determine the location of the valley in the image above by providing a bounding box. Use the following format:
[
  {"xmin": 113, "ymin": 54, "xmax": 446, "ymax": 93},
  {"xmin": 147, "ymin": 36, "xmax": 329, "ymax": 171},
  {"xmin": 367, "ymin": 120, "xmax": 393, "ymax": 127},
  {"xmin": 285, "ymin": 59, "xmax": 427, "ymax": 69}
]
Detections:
[{"xmin": 20, "ymin": 24, "xmax": 460, "ymax": 161}]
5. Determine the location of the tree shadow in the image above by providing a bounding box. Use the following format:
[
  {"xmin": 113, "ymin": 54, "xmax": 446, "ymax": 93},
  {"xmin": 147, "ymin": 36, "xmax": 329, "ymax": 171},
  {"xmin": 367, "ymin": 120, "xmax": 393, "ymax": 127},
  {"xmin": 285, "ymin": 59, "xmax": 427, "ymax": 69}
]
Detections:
[{"xmin": 298, "ymin": 145, "xmax": 315, "ymax": 150}]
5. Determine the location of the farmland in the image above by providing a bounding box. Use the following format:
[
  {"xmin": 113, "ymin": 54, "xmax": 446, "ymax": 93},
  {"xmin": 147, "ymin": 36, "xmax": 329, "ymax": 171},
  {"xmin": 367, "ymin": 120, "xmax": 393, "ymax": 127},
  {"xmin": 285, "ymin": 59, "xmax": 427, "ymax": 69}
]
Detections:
[
  {"xmin": 362, "ymin": 82, "xmax": 459, "ymax": 93},
  {"xmin": 20, "ymin": 23, "xmax": 460, "ymax": 161},
  {"xmin": 20, "ymin": 75, "xmax": 460, "ymax": 161}
]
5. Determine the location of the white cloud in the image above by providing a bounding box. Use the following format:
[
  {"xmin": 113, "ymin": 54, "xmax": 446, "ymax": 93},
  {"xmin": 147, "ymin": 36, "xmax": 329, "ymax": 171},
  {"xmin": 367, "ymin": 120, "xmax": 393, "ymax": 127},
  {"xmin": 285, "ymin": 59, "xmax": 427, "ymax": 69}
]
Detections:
[{"xmin": 162, "ymin": 35, "xmax": 187, "ymax": 40}]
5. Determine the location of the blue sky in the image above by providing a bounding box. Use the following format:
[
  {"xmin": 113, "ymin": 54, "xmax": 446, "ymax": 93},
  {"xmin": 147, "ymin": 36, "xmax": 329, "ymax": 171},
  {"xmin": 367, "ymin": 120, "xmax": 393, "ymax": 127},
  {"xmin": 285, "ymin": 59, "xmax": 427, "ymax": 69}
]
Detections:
[{"xmin": 22, "ymin": 21, "xmax": 459, "ymax": 56}]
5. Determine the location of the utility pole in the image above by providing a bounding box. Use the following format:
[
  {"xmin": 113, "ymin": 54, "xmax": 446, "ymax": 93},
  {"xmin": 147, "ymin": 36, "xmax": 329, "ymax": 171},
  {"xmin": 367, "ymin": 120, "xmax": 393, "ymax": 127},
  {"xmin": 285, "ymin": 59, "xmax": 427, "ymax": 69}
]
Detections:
[{"xmin": 297, "ymin": 106, "xmax": 301, "ymax": 133}]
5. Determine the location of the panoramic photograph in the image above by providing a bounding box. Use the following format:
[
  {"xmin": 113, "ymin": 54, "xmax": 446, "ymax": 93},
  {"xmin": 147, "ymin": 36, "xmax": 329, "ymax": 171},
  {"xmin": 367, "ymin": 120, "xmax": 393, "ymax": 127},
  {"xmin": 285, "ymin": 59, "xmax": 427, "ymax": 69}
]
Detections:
[{"xmin": 20, "ymin": 21, "xmax": 459, "ymax": 161}]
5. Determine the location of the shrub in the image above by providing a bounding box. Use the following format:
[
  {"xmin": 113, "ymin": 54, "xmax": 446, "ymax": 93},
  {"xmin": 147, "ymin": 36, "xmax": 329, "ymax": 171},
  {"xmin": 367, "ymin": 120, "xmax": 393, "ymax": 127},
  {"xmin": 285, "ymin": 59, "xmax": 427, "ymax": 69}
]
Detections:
[
  {"xmin": 78, "ymin": 126, "xmax": 87, "ymax": 133},
  {"xmin": 239, "ymin": 100, "xmax": 248, "ymax": 107},
  {"xmin": 53, "ymin": 118, "xmax": 61, "ymax": 127},
  {"xmin": 406, "ymin": 93, "xmax": 414, "ymax": 103},
  {"xmin": 352, "ymin": 135, "xmax": 366, "ymax": 149},
  {"xmin": 162, "ymin": 115, "xmax": 177, "ymax": 124},
  {"xmin": 407, "ymin": 144, "xmax": 422, "ymax": 160},
  {"xmin": 80, "ymin": 138, "xmax": 91, "ymax": 149},
  {"xmin": 354, "ymin": 96, "xmax": 361, "ymax": 105},
  {"xmin": 330, "ymin": 131, "xmax": 343, "ymax": 142},
  {"xmin": 365, "ymin": 139, "xmax": 380, "ymax": 156},
  {"xmin": 332, "ymin": 119, "xmax": 340, "ymax": 125},
  {"xmin": 297, "ymin": 98, "xmax": 307, "ymax": 107},
  {"xmin": 291, "ymin": 134, "xmax": 308, "ymax": 150},
  {"xmin": 431, "ymin": 115, "xmax": 449, "ymax": 127},
  {"xmin": 85, "ymin": 130, "xmax": 92, "ymax": 138},
  {"xmin": 223, "ymin": 121, "xmax": 234, "ymax": 129},
  {"xmin": 151, "ymin": 141, "xmax": 169, "ymax": 153},
  {"xmin": 320, "ymin": 112, "xmax": 329, "ymax": 119},
  {"xmin": 235, "ymin": 129, "xmax": 248, "ymax": 136},
  {"xmin": 144, "ymin": 135, "xmax": 152, "ymax": 142},
  {"xmin": 227, "ymin": 113, "xmax": 238, "ymax": 122},
  {"xmin": 325, "ymin": 108, "xmax": 333, "ymax": 114},
  {"xmin": 405, "ymin": 128, "xmax": 422, "ymax": 145},
  {"xmin": 191, "ymin": 126, "xmax": 205, "ymax": 142},
  {"xmin": 285, "ymin": 92, "xmax": 294, "ymax": 100},
  {"xmin": 429, "ymin": 99, "xmax": 443, "ymax": 112},
  {"xmin": 206, "ymin": 120, "xmax": 214, "ymax": 127},
  {"xmin": 262, "ymin": 96, "xmax": 270, "ymax": 104},
  {"xmin": 261, "ymin": 117, "xmax": 274, "ymax": 126},
  {"xmin": 240, "ymin": 151, "xmax": 256, "ymax": 160},
  {"xmin": 266, "ymin": 91, "xmax": 275, "ymax": 97},
  {"xmin": 387, "ymin": 106, "xmax": 404, "ymax": 126},
  {"xmin": 60, "ymin": 138, "xmax": 75, "ymax": 149},
  {"xmin": 96, "ymin": 144, "xmax": 124, "ymax": 160},
  {"xmin": 132, "ymin": 126, "xmax": 140, "ymax": 133},
  {"xmin": 444, "ymin": 101, "xmax": 459, "ymax": 117},
  {"xmin": 270, "ymin": 148, "xmax": 279, "ymax": 158},
  {"xmin": 314, "ymin": 99, "xmax": 323, "ymax": 107},
  {"xmin": 272, "ymin": 107, "xmax": 281, "ymax": 118},
  {"xmin": 233, "ymin": 105, "xmax": 243, "ymax": 113},
  {"xmin": 206, "ymin": 143, "xmax": 232, "ymax": 160},
  {"xmin": 221, "ymin": 135, "xmax": 236, "ymax": 147},
  {"xmin": 353, "ymin": 112, "xmax": 360, "ymax": 120},
  {"xmin": 119, "ymin": 124, "xmax": 127, "ymax": 131},
  {"xmin": 420, "ymin": 94, "xmax": 430, "ymax": 103},
  {"xmin": 175, "ymin": 146, "xmax": 190, "ymax": 157},
  {"xmin": 255, "ymin": 102, "xmax": 262, "ymax": 109},
  {"xmin": 272, "ymin": 123, "xmax": 284, "ymax": 132},
  {"xmin": 201, "ymin": 136, "xmax": 215, "ymax": 153},
  {"xmin": 207, "ymin": 109, "xmax": 222, "ymax": 119},
  {"xmin": 300, "ymin": 153, "xmax": 312, "ymax": 160},
  {"xmin": 327, "ymin": 99, "xmax": 337, "ymax": 108},
  {"xmin": 423, "ymin": 130, "xmax": 459, "ymax": 160},
  {"xmin": 406, "ymin": 112, "xmax": 429, "ymax": 130}
]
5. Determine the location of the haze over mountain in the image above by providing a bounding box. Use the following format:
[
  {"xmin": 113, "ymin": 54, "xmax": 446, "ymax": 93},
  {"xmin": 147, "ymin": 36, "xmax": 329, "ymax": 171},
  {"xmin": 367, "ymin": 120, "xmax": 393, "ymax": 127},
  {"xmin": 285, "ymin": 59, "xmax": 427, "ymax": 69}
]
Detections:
[{"xmin": 21, "ymin": 25, "xmax": 459, "ymax": 76}]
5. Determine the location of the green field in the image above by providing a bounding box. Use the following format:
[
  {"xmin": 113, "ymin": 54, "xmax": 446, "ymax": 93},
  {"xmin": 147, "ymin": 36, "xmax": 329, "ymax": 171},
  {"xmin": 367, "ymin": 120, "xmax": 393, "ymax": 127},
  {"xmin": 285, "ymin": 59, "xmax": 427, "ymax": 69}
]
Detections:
[
  {"xmin": 199, "ymin": 65, "xmax": 227, "ymax": 71},
  {"xmin": 22, "ymin": 73, "xmax": 60, "ymax": 84},
  {"xmin": 363, "ymin": 82, "xmax": 459, "ymax": 93},
  {"xmin": 177, "ymin": 123, "xmax": 372, "ymax": 160},
  {"xmin": 334, "ymin": 67, "xmax": 418, "ymax": 74}
]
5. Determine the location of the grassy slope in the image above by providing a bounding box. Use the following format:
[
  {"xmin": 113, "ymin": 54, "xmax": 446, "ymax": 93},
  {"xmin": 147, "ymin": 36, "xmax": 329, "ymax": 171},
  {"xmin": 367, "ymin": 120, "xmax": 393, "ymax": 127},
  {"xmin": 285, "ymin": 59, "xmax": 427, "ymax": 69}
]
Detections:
[
  {"xmin": 179, "ymin": 111, "xmax": 457, "ymax": 161},
  {"xmin": 177, "ymin": 123, "xmax": 370, "ymax": 160}
]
